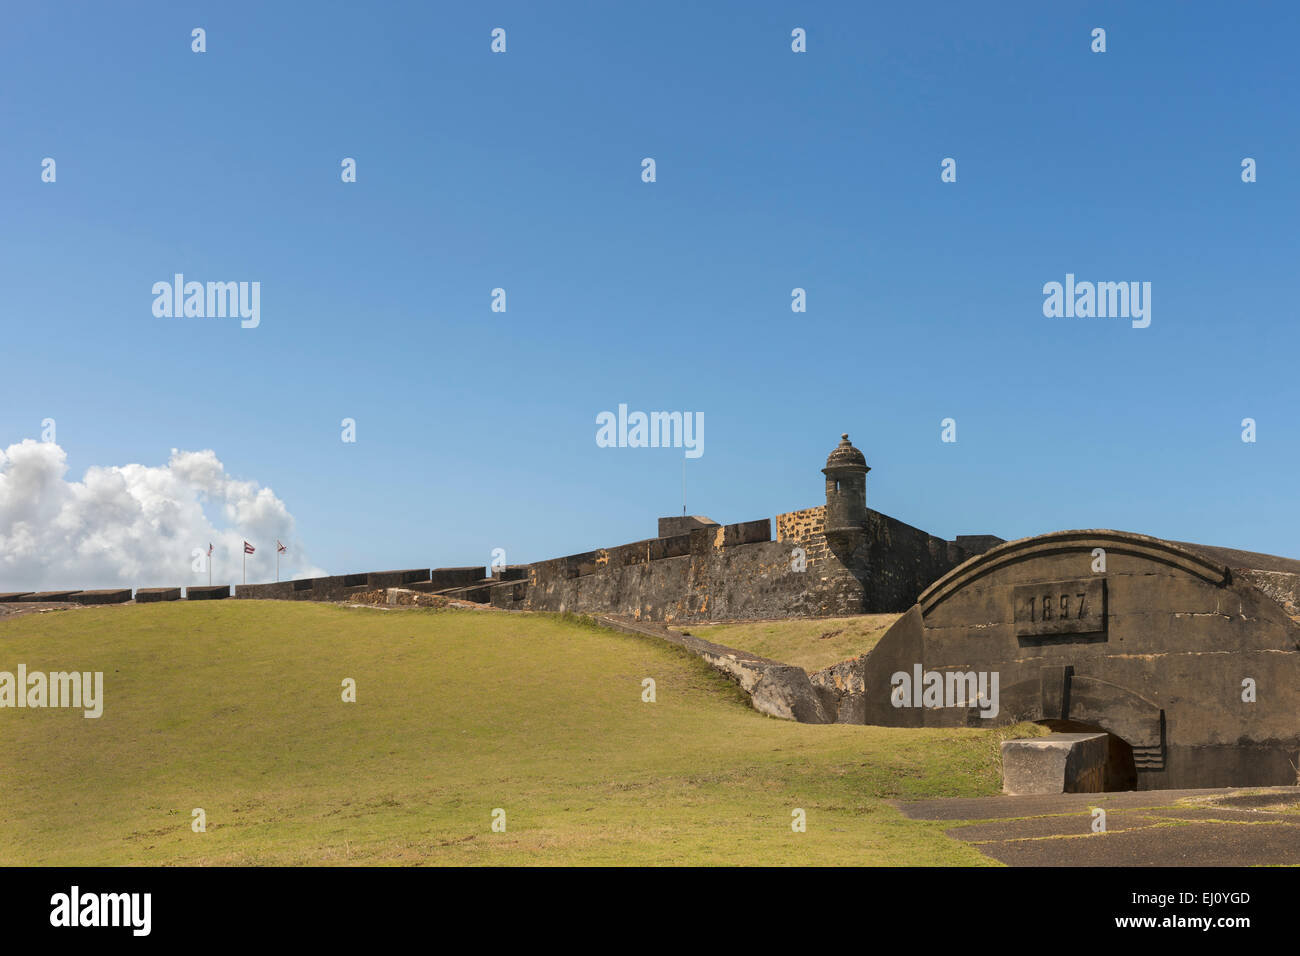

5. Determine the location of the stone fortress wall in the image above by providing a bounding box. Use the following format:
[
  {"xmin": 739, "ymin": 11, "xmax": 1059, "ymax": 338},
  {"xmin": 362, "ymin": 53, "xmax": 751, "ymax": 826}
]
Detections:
[{"xmin": 0, "ymin": 435, "xmax": 1003, "ymax": 622}]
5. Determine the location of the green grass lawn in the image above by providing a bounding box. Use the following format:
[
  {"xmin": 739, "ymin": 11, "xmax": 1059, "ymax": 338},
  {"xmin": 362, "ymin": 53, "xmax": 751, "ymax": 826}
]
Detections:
[
  {"xmin": 686, "ymin": 613, "xmax": 902, "ymax": 672},
  {"xmin": 0, "ymin": 602, "xmax": 1024, "ymax": 866}
]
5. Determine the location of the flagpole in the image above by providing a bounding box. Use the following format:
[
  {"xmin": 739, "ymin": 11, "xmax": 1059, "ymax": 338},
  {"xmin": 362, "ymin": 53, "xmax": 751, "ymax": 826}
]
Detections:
[
  {"xmin": 243, "ymin": 547, "xmax": 246, "ymax": 586},
  {"xmin": 276, "ymin": 548, "xmax": 280, "ymax": 582}
]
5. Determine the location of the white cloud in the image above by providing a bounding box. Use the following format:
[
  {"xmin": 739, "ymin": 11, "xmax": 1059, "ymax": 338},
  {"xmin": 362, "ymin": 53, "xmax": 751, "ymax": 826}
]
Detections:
[{"xmin": 0, "ymin": 440, "xmax": 325, "ymax": 591}]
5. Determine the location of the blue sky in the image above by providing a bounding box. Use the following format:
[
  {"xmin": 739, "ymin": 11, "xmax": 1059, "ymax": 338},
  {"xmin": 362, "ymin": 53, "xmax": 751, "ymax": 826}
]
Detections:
[{"xmin": 2, "ymin": 0, "xmax": 1298, "ymax": 581}]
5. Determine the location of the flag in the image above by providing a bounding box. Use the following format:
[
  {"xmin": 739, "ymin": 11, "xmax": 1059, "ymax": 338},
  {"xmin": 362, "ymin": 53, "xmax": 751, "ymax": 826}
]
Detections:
[
  {"xmin": 277, "ymin": 540, "xmax": 286, "ymax": 554},
  {"xmin": 207, "ymin": 543, "xmax": 214, "ymax": 556},
  {"xmin": 244, "ymin": 541, "xmax": 255, "ymax": 554}
]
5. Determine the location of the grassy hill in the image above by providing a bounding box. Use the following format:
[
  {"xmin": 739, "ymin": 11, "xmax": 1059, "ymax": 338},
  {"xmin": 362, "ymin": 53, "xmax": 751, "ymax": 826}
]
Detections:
[
  {"xmin": 0, "ymin": 602, "xmax": 1026, "ymax": 865},
  {"xmin": 684, "ymin": 613, "xmax": 901, "ymax": 672}
]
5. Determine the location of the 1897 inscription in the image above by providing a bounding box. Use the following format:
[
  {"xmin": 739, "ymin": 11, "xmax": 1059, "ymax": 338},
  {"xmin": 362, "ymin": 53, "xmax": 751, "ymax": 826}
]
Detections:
[{"xmin": 1013, "ymin": 579, "xmax": 1107, "ymax": 637}]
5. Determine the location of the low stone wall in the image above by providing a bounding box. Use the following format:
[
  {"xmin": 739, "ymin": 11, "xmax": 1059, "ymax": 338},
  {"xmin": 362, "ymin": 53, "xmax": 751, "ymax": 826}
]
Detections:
[
  {"xmin": 594, "ymin": 615, "xmax": 830, "ymax": 723},
  {"xmin": 380, "ymin": 567, "xmax": 488, "ymax": 593},
  {"xmin": 347, "ymin": 588, "xmax": 454, "ymax": 609},
  {"xmin": 17, "ymin": 590, "xmax": 80, "ymax": 602},
  {"xmin": 234, "ymin": 568, "xmax": 433, "ymax": 602},
  {"xmin": 186, "ymin": 585, "xmax": 230, "ymax": 600},
  {"xmin": 72, "ymin": 589, "xmax": 132, "ymax": 605},
  {"xmin": 135, "ymin": 587, "xmax": 181, "ymax": 603},
  {"xmin": 361, "ymin": 568, "xmax": 431, "ymax": 589}
]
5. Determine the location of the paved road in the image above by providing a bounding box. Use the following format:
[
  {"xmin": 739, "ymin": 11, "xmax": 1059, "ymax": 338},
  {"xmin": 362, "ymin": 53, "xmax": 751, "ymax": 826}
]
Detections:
[{"xmin": 893, "ymin": 787, "xmax": 1300, "ymax": 866}]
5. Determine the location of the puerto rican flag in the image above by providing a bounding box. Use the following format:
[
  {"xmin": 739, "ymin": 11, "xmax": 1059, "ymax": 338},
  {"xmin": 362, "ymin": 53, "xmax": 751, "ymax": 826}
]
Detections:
[
  {"xmin": 277, "ymin": 540, "xmax": 286, "ymax": 554},
  {"xmin": 207, "ymin": 543, "xmax": 214, "ymax": 556},
  {"xmin": 244, "ymin": 541, "xmax": 255, "ymax": 555}
]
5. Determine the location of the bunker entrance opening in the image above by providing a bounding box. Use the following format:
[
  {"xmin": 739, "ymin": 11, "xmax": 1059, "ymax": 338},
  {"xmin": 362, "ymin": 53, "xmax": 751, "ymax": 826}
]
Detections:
[{"xmin": 1036, "ymin": 719, "xmax": 1137, "ymax": 791}]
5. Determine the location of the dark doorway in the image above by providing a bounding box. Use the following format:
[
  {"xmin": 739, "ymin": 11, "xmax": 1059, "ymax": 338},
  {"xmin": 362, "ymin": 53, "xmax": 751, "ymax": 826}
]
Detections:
[{"xmin": 1037, "ymin": 719, "xmax": 1138, "ymax": 791}]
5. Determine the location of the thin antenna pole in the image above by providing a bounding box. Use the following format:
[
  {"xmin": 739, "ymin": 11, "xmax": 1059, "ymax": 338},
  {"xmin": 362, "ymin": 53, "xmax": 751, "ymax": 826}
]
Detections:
[{"xmin": 682, "ymin": 456, "xmax": 686, "ymax": 516}]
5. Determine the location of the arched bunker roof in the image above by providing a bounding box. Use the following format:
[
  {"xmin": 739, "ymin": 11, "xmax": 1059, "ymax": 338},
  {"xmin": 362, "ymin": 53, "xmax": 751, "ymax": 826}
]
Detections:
[{"xmin": 918, "ymin": 529, "xmax": 1300, "ymax": 616}]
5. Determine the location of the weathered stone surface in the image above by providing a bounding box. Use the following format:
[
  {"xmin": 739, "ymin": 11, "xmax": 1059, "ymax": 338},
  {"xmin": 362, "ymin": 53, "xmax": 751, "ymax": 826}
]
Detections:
[
  {"xmin": 0, "ymin": 592, "xmax": 33, "ymax": 601},
  {"xmin": 186, "ymin": 585, "xmax": 230, "ymax": 600},
  {"xmin": 858, "ymin": 529, "xmax": 1300, "ymax": 790},
  {"xmin": 71, "ymin": 589, "xmax": 132, "ymax": 605},
  {"xmin": 1001, "ymin": 733, "xmax": 1108, "ymax": 795},
  {"xmin": 809, "ymin": 657, "xmax": 866, "ymax": 723},
  {"xmin": 134, "ymin": 587, "xmax": 181, "ymax": 603}
]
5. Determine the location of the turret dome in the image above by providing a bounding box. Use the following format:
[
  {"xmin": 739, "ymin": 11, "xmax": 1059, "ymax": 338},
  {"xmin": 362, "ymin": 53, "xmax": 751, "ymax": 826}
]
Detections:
[{"xmin": 825, "ymin": 433, "xmax": 867, "ymax": 471}]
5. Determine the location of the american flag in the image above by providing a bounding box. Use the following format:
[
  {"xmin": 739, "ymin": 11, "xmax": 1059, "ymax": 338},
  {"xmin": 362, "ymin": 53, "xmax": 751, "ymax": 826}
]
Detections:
[
  {"xmin": 244, "ymin": 541, "xmax": 255, "ymax": 554},
  {"xmin": 276, "ymin": 540, "xmax": 286, "ymax": 554}
]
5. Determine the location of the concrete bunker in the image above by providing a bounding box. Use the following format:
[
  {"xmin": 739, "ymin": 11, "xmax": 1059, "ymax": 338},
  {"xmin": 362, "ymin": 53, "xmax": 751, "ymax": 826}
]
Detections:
[{"xmin": 830, "ymin": 530, "xmax": 1300, "ymax": 790}]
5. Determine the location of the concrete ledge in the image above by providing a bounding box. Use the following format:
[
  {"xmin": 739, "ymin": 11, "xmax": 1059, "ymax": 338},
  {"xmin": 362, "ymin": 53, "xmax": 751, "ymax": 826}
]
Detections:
[
  {"xmin": 71, "ymin": 589, "xmax": 132, "ymax": 605},
  {"xmin": 595, "ymin": 615, "xmax": 830, "ymax": 724},
  {"xmin": 135, "ymin": 587, "xmax": 181, "ymax": 603},
  {"xmin": 186, "ymin": 585, "xmax": 230, "ymax": 600},
  {"xmin": 0, "ymin": 592, "xmax": 33, "ymax": 601},
  {"xmin": 658, "ymin": 515, "xmax": 719, "ymax": 537},
  {"xmin": 1002, "ymin": 732, "xmax": 1108, "ymax": 795}
]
